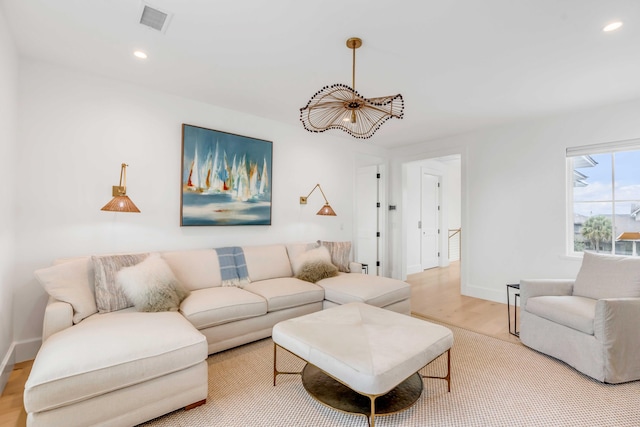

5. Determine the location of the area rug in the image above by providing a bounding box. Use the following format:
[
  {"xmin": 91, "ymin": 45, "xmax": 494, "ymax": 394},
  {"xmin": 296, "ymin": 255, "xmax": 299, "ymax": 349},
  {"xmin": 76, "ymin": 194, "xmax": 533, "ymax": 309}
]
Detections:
[{"xmin": 140, "ymin": 322, "xmax": 640, "ymax": 426}]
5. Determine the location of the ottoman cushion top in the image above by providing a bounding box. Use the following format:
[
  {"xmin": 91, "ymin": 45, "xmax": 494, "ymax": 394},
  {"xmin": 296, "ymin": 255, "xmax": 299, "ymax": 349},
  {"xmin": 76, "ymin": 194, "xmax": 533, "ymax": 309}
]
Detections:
[{"xmin": 272, "ymin": 302, "xmax": 453, "ymax": 395}]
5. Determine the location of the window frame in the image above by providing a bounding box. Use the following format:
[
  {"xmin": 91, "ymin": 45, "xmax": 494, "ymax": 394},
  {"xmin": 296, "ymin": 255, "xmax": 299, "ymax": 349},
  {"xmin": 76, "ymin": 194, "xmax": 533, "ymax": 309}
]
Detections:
[{"xmin": 566, "ymin": 138, "xmax": 640, "ymax": 257}]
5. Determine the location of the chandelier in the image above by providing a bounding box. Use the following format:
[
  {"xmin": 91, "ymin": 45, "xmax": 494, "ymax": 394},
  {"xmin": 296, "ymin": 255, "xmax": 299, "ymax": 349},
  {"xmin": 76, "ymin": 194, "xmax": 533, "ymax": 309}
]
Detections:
[{"xmin": 299, "ymin": 37, "xmax": 404, "ymax": 139}]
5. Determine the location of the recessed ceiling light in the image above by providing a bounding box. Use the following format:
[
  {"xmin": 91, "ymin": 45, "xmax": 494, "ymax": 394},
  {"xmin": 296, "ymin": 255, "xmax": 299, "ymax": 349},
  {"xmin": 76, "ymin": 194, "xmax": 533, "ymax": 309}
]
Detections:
[
  {"xmin": 133, "ymin": 50, "xmax": 148, "ymax": 59},
  {"xmin": 603, "ymin": 21, "xmax": 623, "ymax": 32}
]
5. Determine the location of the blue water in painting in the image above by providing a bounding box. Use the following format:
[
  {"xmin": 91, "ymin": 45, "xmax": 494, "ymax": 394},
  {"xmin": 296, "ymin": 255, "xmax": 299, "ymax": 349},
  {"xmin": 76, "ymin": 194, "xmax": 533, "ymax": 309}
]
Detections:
[{"xmin": 181, "ymin": 192, "xmax": 271, "ymax": 226}]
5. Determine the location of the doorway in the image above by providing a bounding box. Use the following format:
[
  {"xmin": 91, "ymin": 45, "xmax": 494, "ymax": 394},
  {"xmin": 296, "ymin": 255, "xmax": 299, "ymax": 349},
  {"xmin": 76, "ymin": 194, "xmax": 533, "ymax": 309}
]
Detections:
[{"xmin": 404, "ymin": 155, "xmax": 461, "ymax": 276}]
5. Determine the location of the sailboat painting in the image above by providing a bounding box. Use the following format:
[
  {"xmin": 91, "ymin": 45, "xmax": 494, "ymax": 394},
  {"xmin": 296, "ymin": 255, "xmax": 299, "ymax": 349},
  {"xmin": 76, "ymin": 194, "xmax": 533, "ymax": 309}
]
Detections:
[{"xmin": 181, "ymin": 124, "xmax": 272, "ymax": 226}]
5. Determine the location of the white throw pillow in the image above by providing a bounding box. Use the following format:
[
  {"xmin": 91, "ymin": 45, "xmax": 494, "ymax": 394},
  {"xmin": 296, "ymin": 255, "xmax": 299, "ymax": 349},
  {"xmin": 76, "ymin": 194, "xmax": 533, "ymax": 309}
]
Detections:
[
  {"xmin": 573, "ymin": 252, "xmax": 640, "ymax": 300},
  {"xmin": 92, "ymin": 253, "xmax": 149, "ymax": 313},
  {"xmin": 34, "ymin": 258, "xmax": 97, "ymax": 324},
  {"xmin": 117, "ymin": 253, "xmax": 190, "ymax": 312}
]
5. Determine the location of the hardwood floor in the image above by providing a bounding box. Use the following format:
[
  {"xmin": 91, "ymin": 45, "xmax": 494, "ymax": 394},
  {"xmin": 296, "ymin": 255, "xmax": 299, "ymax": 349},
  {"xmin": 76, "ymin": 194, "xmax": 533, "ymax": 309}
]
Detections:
[
  {"xmin": 0, "ymin": 360, "xmax": 31, "ymax": 426},
  {"xmin": 0, "ymin": 261, "xmax": 520, "ymax": 424},
  {"xmin": 408, "ymin": 260, "xmax": 521, "ymax": 345}
]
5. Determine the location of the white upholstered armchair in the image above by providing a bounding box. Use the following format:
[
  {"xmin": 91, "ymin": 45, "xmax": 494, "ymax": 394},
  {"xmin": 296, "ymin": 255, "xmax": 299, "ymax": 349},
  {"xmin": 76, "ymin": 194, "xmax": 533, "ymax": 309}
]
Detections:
[{"xmin": 520, "ymin": 252, "xmax": 640, "ymax": 384}]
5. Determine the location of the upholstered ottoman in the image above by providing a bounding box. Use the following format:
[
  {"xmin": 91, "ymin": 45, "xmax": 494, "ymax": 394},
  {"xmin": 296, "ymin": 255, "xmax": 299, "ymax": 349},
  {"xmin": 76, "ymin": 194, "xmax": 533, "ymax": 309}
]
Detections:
[{"xmin": 272, "ymin": 302, "xmax": 453, "ymax": 426}]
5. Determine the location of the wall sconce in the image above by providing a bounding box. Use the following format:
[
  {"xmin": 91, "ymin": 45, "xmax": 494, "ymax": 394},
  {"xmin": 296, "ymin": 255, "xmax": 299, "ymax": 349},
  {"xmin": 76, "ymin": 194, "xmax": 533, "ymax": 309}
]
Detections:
[
  {"xmin": 300, "ymin": 183, "xmax": 336, "ymax": 216},
  {"xmin": 100, "ymin": 163, "xmax": 141, "ymax": 213}
]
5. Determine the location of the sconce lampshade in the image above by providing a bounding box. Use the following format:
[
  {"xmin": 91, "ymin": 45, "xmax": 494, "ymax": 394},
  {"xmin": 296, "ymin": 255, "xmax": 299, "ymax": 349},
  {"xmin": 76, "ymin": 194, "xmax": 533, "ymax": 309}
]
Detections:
[
  {"xmin": 300, "ymin": 183, "xmax": 337, "ymax": 216},
  {"xmin": 101, "ymin": 163, "xmax": 141, "ymax": 213},
  {"xmin": 317, "ymin": 203, "xmax": 337, "ymax": 216},
  {"xmin": 101, "ymin": 195, "xmax": 140, "ymax": 213}
]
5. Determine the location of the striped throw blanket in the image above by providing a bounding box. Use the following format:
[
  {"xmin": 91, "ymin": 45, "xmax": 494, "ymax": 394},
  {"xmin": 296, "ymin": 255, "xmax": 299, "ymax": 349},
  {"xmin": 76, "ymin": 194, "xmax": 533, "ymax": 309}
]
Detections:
[{"xmin": 216, "ymin": 247, "xmax": 250, "ymax": 287}]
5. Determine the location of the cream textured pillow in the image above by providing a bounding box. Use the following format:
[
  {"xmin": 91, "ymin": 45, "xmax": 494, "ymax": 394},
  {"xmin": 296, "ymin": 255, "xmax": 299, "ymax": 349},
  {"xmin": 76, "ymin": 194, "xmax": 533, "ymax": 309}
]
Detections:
[
  {"xmin": 292, "ymin": 245, "xmax": 332, "ymax": 276},
  {"xmin": 318, "ymin": 240, "xmax": 352, "ymax": 273},
  {"xmin": 573, "ymin": 252, "xmax": 640, "ymax": 300},
  {"xmin": 34, "ymin": 258, "xmax": 97, "ymax": 324},
  {"xmin": 116, "ymin": 253, "xmax": 190, "ymax": 312},
  {"xmin": 92, "ymin": 253, "xmax": 149, "ymax": 313}
]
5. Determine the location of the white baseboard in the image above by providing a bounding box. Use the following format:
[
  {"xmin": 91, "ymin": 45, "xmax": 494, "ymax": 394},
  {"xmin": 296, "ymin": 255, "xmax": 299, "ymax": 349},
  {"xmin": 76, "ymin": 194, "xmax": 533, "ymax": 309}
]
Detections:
[
  {"xmin": 15, "ymin": 337, "xmax": 41, "ymax": 363},
  {"xmin": 406, "ymin": 264, "xmax": 422, "ymax": 275},
  {"xmin": 462, "ymin": 283, "xmax": 506, "ymax": 304},
  {"xmin": 0, "ymin": 342, "xmax": 16, "ymax": 395}
]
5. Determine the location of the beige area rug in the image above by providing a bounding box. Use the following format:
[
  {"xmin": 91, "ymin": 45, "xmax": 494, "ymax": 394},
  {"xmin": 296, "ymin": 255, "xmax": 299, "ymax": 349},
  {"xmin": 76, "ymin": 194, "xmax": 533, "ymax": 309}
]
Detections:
[{"xmin": 141, "ymin": 323, "xmax": 640, "ymax": 427}]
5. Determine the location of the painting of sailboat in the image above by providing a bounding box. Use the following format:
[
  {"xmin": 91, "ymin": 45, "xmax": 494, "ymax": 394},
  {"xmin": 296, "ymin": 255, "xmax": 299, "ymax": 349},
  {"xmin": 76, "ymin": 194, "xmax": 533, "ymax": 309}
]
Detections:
[{"xmin": 181, "ymin": 124, "xmax": 272, "ymax": 226}]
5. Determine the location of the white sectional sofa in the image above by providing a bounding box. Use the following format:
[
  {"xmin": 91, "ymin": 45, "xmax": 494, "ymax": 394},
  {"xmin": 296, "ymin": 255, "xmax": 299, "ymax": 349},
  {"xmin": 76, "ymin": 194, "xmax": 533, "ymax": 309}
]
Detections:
[{"xmin": 25, "ymin": 243, "xmax": 411, "ymax": 427}]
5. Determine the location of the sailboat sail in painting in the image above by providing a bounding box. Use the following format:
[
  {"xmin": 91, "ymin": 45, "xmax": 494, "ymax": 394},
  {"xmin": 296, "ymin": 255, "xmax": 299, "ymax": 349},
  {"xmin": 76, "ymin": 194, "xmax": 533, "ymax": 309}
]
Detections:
[{"xmin": 181, "ymin": 124, "xmax": 272, "ymax": 226}]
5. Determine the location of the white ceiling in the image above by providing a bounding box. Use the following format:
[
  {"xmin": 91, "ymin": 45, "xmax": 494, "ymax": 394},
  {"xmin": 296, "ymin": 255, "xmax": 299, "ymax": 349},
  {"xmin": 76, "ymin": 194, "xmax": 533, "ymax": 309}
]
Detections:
[{"xmin": 3, "ymin": 0, "xmax": 640, "ymax": 148}]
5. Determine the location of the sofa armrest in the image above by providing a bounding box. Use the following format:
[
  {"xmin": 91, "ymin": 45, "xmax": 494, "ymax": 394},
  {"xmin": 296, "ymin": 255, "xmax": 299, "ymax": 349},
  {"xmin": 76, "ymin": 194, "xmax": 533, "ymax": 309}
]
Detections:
[
  {"xmin": 42, "ymin": 297, "xmax": 73, "ymax": 343},
  {"xmin": 349, "ymin": 262, "xmax": 363, "ymax": 274},
  {"xmin": 520, "ymin": 279, "xmax": 574, "ymax": 309},
  {"xmin": 595, "ymin": 297, "xmax": 640, "ymax": 383}
]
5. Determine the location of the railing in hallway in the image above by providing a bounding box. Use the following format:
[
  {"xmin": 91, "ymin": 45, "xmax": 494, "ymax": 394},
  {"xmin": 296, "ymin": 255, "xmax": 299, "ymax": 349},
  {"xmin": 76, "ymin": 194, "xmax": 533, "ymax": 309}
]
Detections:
[{"xmin": 448, "ymin": 228, "xmax": 461, "ymax": 261}]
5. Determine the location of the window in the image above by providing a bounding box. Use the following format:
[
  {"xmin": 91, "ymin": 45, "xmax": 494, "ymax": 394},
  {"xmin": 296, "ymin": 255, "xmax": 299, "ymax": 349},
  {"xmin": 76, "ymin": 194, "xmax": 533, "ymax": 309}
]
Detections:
[{"xmin": 567, "ymin": 140, "xmax": 640, "ymax": 257}]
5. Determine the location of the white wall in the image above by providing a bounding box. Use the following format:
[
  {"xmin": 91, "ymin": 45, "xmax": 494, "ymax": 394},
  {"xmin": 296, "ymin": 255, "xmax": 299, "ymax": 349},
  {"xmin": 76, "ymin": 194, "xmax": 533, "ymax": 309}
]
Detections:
[
  {"xmin": 404, "ymin": 163, "xmax": 421, "ymax": 274},
  {"xmin": 0, "ymin": 6, "xmax": 18, "ymax": 391},
  {"xmin": 390, "ymin": 98, "xmax": 640, "ymax": 303},
  {"xmin": 445, "ymin": 158, "xmax": 461, "ymax": 261},
  {"xmin": 12, "ymin": 59, "xmax": 389, "ymax": 360}
]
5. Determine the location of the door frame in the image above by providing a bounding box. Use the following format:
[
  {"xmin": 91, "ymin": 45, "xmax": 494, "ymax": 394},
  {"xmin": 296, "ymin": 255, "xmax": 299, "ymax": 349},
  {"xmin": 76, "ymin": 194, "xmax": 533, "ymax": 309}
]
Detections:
[
  {"xmin": 420, "ymin": 170, "xmax": 441, "ymax": 270},
  {"xmin": 354, "ymin": 156, "xmax": 387, "ymax": 277},
  {"xmin": 399, "ymin": 151, "xmax": 464, "ymax": 288}
]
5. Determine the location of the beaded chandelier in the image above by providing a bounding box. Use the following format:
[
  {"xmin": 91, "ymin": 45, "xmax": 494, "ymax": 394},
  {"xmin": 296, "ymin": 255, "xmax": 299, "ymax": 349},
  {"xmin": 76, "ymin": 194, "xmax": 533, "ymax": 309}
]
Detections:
[{"xmin": 299, "ymin": 37, "xmax": 404, "ymax": 140}]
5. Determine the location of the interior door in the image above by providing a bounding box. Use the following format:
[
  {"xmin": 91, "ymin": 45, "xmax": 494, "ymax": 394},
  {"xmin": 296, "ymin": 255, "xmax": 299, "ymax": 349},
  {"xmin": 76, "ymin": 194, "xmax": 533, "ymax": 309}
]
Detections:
[
  {"xmin": 356, "ymin": 165, "xmax": 379, "ymax": 275},
  {"xmin": 421, "ymin": 172, "xmax": 440, "ymax": 270}
]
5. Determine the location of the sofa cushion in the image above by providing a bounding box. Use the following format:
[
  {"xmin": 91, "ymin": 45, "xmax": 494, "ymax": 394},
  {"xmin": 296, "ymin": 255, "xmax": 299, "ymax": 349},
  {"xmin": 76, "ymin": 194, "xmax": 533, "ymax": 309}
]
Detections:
[
  {"xmin": 161, "ymin": 249, "xmax": 222, "ymax": 290},
  {"xmin": 243, "ymin": 278, "xmax": 324, "ymax": 312},
  {"xmin": 24, "ymin": 311, "xmax": 206, "ymax": 413},
  {"xmin": 34, "ymin": 258, "xmax": 97, "ymax": 324},
  {"xmin": 117, "ymin": 253, "xmax": 190, "ymax": 312},
  {"xmin": 317, "ymin": 273, "xmax": 410, "ymax": 308},
  {"xmin": 242, "ymin": 245, "xmax": 292, "ymax": 281},
  {"xmin": 526, "ymin": 295, "xmax": 597, "ymax": 335},
  {"xmin": 92, "ymin": 253, "xmax": 149, "ymax": 313},
  {"xmin": 180, "ymin": 287, "xmax": 267, "ymax": 329},
  {"xmin": 573, "ymin": 252, "xmax": 640, "ymax": 300}
]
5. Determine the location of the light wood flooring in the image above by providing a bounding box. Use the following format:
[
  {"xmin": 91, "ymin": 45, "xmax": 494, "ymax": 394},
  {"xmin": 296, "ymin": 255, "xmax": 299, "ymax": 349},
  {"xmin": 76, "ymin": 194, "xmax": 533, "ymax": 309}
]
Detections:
[
  {"xmin": 408, "ymin": 261, "xmax": 521, "ymax": 345},
  {"xmin": 0, "ymin": 261, "xmax": 520, "ymax": 425}
]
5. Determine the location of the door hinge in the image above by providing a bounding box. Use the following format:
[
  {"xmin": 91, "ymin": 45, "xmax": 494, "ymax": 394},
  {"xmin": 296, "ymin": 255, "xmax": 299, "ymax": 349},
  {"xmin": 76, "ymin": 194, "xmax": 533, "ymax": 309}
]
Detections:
[
  {"xmin": 438, "ymin": 252, "xmax": 440, "ymax": 257},
  {"xmin": 376, "ymin": 261, "xmax": 381, "ymax": 267},
  {"xmin": 376, "ymin": 173, "xmax": 381, "ymax": 179},
  {"xmin": 437, "ymin": 182, "xmax": 440, "ymax": 188},
  {"xmin": 438, "ymin": 229, "xmax": 440, "ymax": 234},
  {"xmin": 438, "ymin": 205, "xmax": 440, "ymax": 211},
  {"xmin": 376, "ymin": 232, "xmax": 381, "ymax": 237},
  {"xmin": 376, "ymin": 202, "xmax": 381, "ymax": 208}
]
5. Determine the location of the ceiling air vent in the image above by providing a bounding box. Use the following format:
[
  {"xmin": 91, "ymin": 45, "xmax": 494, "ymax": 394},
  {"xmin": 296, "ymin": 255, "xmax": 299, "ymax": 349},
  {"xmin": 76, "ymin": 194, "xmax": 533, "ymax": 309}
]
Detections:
[{"xmin": 139, "ymin": 4, "xmax": 171, "ymax": 33}]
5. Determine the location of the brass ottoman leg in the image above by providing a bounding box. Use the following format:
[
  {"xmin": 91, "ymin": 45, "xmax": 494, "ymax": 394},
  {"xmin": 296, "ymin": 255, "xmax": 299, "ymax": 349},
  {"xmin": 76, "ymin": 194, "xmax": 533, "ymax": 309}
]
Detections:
[
  {"xmin": 421, "ymin": 348, "xmax": 452, "ymax": 392},
  {"xmin": 369, "ymin": 394, "xmax": 378, "ymax": 427}
]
